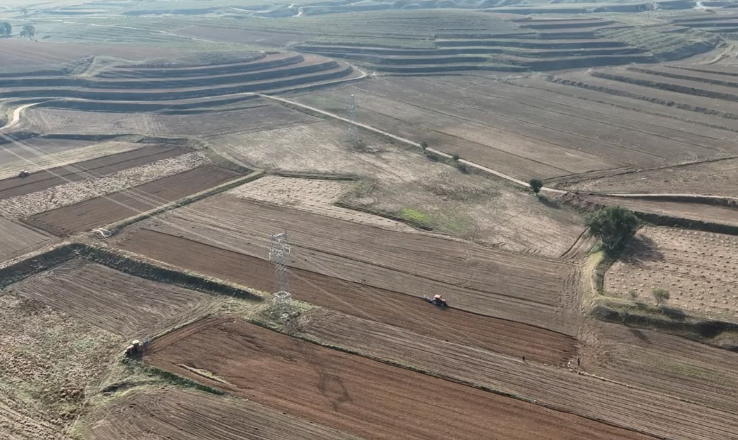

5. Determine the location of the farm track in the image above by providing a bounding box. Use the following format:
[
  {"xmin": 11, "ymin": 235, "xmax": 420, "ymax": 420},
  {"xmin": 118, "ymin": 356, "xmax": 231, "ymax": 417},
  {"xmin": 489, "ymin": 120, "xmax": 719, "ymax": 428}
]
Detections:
[
  {"xmin": 0, "ymin": 144, "xmax": 184, "ymax": 199},
  {"xmin": 6, "ymin": 259, "xmax": 218, "ymax": 338},
  {"xmin": 146, "ymin": 317, "xmax": 654, "ymax": 440},
  {"xmin": 24, "ymin": 165, "xmax": 241, "ymax": 236},
  {"xmin": 90, "ymin": 388, "xmax": 359, "ymax": 440},
  {"xmin": 290, "ymin": 309, "xmax": 738, "ymax": 440},
  {"xmin": 116, "ymin": 228, "xmax": 578, "ymax": 361}
]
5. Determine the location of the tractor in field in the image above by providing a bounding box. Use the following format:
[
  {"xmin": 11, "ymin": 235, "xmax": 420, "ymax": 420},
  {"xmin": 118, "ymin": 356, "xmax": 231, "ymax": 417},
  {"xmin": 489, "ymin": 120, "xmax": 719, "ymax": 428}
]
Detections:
[
  {"xmin": 18, "ymin": 170, "xmax": 29, "ymax": 178},
  {"xmin": 423, "ymin": 294, "xmax": 448, "ymax": 308},
  {"xmin": 124, "ymin": 338, "xmax": 149, "ymax": 359}
]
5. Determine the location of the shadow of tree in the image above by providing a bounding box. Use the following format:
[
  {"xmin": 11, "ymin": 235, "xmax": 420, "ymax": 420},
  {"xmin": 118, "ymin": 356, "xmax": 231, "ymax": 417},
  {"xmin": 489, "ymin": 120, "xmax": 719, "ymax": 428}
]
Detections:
[
  {"xmin": 621, "ymin": 235, "xmax": 665, "ymax": 266},
  {"xmin": 537, "ymin": 195, "xmax": 561, "ymax": 210}
]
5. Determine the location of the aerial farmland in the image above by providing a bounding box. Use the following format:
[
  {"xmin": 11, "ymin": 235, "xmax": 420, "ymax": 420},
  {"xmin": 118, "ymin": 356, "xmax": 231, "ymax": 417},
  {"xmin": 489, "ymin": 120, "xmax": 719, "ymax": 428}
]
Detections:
[{"xmin": 1, "ymin": 1, "xmax": 738, "ymax": 440}]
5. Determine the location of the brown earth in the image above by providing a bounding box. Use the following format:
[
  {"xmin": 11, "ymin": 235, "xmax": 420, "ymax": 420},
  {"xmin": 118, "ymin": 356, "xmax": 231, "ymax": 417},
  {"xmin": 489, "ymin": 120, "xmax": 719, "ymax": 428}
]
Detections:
[
  {"xmin": 87, "ymin": 388, "xmax": 358, "ymax": 440},
  {"xmin": 0, "ymin": 40, "xmax": 183, "ymax": 69},
  {"xmin": 5, "ymin": 259, "xmax": 218, "ymax": 338},
  {"xmin": 606, "ymin": 227, "xmax": 738, "ymax": 318},
  {"xmin": 114, "ymin": 195, "xmax": 580, "ymax": 334},
  {"xmin": 0, "ymin": 144, "xmax": 185, "ymax": 199},
  {"xmin": 24, "ymin": 165, "xmax": 241, "ymax": 236},
  {"xmin": 145, "ymin": 316, "xmax": 655, "ymax": 440},
  {"xmin": 512, "ymin": 76, "xmax": 738, "ymax": 134},
  {"xmin": 582, "ymin": 319, "xmax": 738, "ymax": 416},
  {"xmin": 0, "ymin": 293, "xmax": 120, "ymax": 440},
  {"xmin": 23, "ymin": 101, "xmax": 317, "ymax": 137},
  {"xmin": 287, "ymin": 308, "xmax": 738, "ymax": 440},
  {"xmin": 0, "ymin": 217, "xmax": 53, "ymax": 263},
  {"xmin": 173, "ymin": 27, "xmax": 307, "ymax": 47},
  {"xmin": 287, "ymin": 75, "xmax": 738, "ymax": 180},
  {"xmin": 116, "ymin": 228, "xmax": 576, "ymax": 365},
  {"xmin": 564, "ymin": 157, "xmax": 738, "ymax": 198}
]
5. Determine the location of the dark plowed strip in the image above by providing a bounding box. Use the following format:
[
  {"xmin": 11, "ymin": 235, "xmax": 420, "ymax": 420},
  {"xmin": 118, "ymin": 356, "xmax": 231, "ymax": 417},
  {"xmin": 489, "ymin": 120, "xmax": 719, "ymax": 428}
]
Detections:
[
  {"xmin": 24, "ymin": 165, "xmax": 240, "ymax": 236},
  {"xmin": 0, "ymin": 145, "xmax": 186, "ymax": 200}
]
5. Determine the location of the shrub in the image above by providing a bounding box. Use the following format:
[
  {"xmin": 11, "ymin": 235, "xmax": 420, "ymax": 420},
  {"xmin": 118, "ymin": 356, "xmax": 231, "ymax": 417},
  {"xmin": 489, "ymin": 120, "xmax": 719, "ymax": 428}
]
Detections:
[
  {"xmin": 585, "ymin": 206, "xmax": 639, "ymax": 255},
  {"xmin": 529, "ymin": 178, "xmax": 543, "ymax": 195},
  {"xmin": 629, "ymin": 289, "xmax": 639, "ymax": 301},
  {"xmin": 652, "ymin": 288, "xmax": 670, "ymax": 306},
  {"xmin": 420, "ymin": 141, "xmax": 428, "ymax": 151},
  {"xmin": 451, "ymin": 153, "xmax": 460, "ymax": 162}
]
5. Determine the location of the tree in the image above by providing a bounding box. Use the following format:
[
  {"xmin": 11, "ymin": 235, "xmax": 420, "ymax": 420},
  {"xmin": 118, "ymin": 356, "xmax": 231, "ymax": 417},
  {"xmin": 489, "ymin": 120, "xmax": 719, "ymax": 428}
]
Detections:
[
  {"xmin": 585, "ymin": 206, "xmax": 639, "ymax": 254},
  {"xmin": 451, "ymin": 153, "xmax": 460, "ymax": 162},
  {"xmin": 0, "ymin": 22, "xmax": 11, "ymax": 38},
  {"xmin": 419, "ymin": 141, "xmax": 428, "ymax": 151},
  {"xmin": 529, "ymin": 178, "xmax": 543, "ymax": 196},
  {"xmin": 20, "ymin": 24, "xmax": 35, "ymax": 40},
  {"xmin": 652, "ymin": 288, "xmax": 670, "ymax": 306}
]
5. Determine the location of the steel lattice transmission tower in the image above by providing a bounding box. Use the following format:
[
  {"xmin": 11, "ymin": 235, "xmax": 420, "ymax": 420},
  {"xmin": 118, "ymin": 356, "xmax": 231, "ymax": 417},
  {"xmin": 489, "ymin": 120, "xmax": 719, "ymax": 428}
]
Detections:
[
  {"xmin": 346, "ymin": 93, "xmax": 359, "ymax": 146},
  {"xmin": 269, "ymin": 231, "xmax": 291, "ymax": 301}
]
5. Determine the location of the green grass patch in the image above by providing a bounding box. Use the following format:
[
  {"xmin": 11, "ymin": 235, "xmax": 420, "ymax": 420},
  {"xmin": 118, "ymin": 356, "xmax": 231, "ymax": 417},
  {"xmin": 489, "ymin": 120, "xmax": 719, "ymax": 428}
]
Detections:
[{"xmin": 399, "ymin": 207, "xmax": 433, "ymax": 228}]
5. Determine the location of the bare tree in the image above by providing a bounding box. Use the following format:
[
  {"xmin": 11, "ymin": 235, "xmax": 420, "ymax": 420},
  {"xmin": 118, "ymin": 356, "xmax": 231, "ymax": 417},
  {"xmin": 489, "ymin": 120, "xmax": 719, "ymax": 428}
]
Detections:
[{"xmin": 20, "ymin": 24, "xmax": 35, "ymax": 40}]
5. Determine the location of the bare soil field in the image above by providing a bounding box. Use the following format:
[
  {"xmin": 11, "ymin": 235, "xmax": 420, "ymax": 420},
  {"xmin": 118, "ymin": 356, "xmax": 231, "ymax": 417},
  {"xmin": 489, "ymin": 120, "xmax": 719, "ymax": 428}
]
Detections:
[
  {"xmin": 228, "ymin": 176, "xmax": 415, "ymax": 232},
  {"xmin": 127, "ymin": 196, "xmax": 574, "ymax": 313},
  {"xmin": 22, "ymin": 101, "xmax": 316, "ymax": 137},
  {"xmin": 145, "ymin": 317, "xmax": 651, "ymax": 440},
  {"xmin": 0, "ymin": 152, "xmax": 208, "ymax": 219},
  {"xmin": 581, "ymin": 195, "xmax": 738, "ymax": 228},
  {"xmin": 0, "ymin": 144, "xmax": 186, "ymax": 200},
  {"xmin": 606, "ymin": 227, "xmax": 738, "ymax": 318},
  {"xmin": 287, "ymin": 76, "xmax": 738, "ymax": 180},
  {"xmin": 512, "ymin": 76, "xmax": 738, "ymax": 134},
  {"xmin": 287, "ymin": 308, "xmax": 738, "ymax": 440},
  {"xmin": 552, "ymin": 70, "xmax": 738, "ymax": 117},
  {"xmin": 86, "ymin": 387, "xmax": 358, "ymax": 440},
  {"xmin": 0, "ymin": 293, "xmax": 120, "ymax": 440},
  {"xmin": 564, "ymin": 157, "xmax": 738, "ymax": 197},
  {"xmin": 0, "ymin": 136, "xmax": 96, "ymax": 164},
  {"xmin": 115, "ymin": 228, "xmax": 576, "ymax": 362},
  {"xmin": 114, "ymin": 195, "xmax": 581, "ymax": 335},
  {"xmin": 0, "ymin": 140, "xmax": 145, "ymax": 181},
  {"xmin": 0, "ymin": 217, "xmax": 53, "ymax": 264},
  {"xmin": 24, "ymin": 165, "xmax": 240, "ymax": 236},
  {"xmin": 174, "ymin": 27, "xmax": 306, "ymax": 47},
  {"xmin": 0, "ymin": 40, "xmax": 183, "ymax": 70},
  {"xmin": 582, "ymin": 320, "xmax": 738, "ymax": 415},
  {"xmin": 5, "ymin": 259, "xmax": 218, "ymax": 338},
  {"xmin": 211, "ymin": 120, "xmax": 585, "ymax": 256}
]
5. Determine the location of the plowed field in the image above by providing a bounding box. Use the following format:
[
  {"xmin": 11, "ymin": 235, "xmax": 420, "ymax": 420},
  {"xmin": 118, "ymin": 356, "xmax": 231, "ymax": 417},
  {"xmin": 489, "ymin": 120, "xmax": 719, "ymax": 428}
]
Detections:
[
  {"xmin": 115, "ymin": 195, "xmax": 580, "ymax": 334},
  {"xmin": 89, "ymin": 388, "xmax": 358, "ymax": 440},
  {"xmin": 289, "ymin": 309, "xmax": 738, "ymax": 440},
  {"xmin": 0, "ymin": 144, "xmax": 185, "ymax": 199},
  {"xmin": 24, "ymin": 165, "xmax": 241, "ymax": 236},
  {"xmin": 583, "ymin": 320, "xmax": 738, "ymax": 415},
  {"xmin": 145, "ymin": 317, "xmax": 654, "ymax": 440},
  {"xmin": 5, "ymin": 259, "xmax": 217, "ymax": 337},
  {"xmin": 0, "ymin": 217, "xmax": 53, "ymax": 263},
  {"xmin": 116, "ymin": 229, "xmax": 575, "ymax": 364}
]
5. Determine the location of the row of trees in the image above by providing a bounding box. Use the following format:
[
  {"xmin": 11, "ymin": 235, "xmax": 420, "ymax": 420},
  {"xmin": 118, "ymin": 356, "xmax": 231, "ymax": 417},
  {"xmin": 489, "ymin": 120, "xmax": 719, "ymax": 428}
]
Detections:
[{"xmin": 0, "ymin": 22, "xmax": 35, "ymax": 39}]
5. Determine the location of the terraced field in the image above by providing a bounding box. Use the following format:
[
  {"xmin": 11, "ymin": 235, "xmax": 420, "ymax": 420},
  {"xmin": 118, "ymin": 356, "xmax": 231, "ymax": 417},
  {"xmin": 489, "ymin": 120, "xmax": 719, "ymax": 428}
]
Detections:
[{"xmin": 0, "ymin": 52, "xmax": 359, "ymax": 110}]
